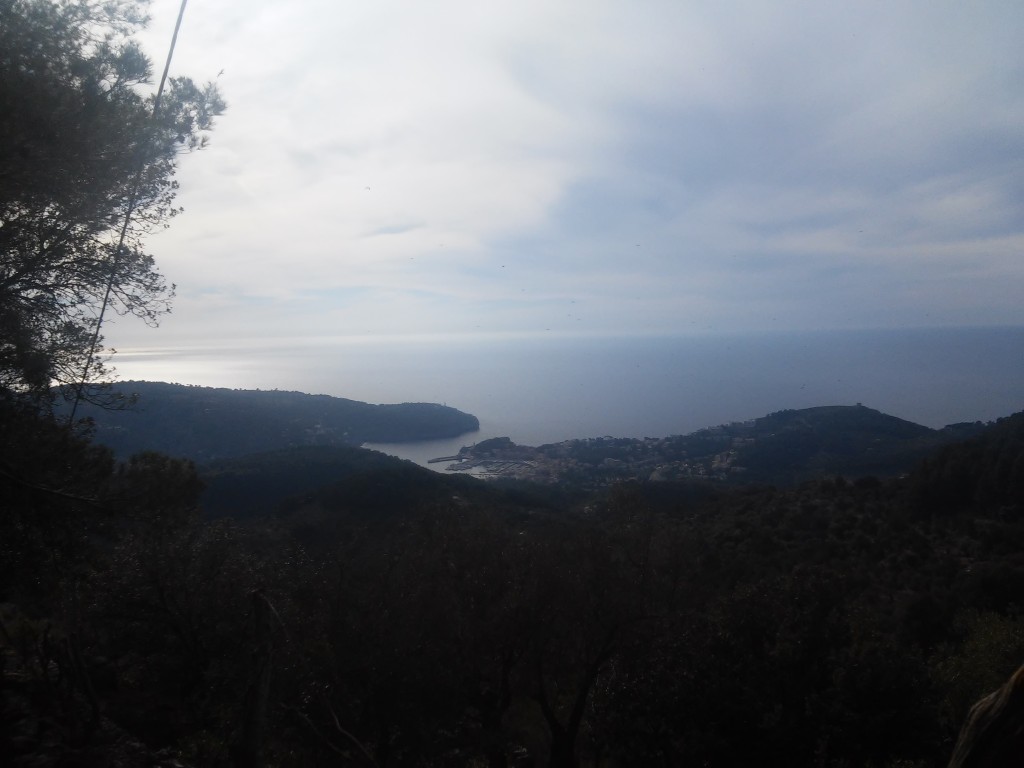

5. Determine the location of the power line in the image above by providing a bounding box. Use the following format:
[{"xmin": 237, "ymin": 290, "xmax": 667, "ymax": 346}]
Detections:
[{"xmin": 70, "ymin": 0, "xmax": 191, "ymax": 422}]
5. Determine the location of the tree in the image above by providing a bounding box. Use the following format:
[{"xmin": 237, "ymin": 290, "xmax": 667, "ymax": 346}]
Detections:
[{"xmin": 0, "ymin": 0, "xmax": 224, "ymax": 401}]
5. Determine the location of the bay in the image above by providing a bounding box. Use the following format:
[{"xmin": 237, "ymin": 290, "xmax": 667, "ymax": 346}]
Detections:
[{"xmin": 113, "ymin": 327, "xmax": 1024, "ymax": 470}]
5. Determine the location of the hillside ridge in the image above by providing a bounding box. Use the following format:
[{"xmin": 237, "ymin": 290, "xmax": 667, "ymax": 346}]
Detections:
[
  {"xmin": 66, "ymin": 380, "xmax": 480, "ymax": 460},
  {"xmin": 442, "ymin": 403, "xmax": 987, "ymax": 487}
]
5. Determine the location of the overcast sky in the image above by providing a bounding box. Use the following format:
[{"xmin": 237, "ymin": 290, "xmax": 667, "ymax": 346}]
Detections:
[{"xmin": 107, "ymin": 0, "xmax": 1024, "ymax": 356}]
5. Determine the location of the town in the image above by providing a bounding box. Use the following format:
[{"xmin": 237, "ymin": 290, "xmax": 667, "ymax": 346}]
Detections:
[{"xmin": 438, "ymin": 426, "xmax": 755, "ymax": 488}]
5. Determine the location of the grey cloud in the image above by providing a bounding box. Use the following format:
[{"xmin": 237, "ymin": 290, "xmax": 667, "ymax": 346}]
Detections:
[{"xmin": 365, "ymin": 223, "xmax": 425, "ymax": 237}]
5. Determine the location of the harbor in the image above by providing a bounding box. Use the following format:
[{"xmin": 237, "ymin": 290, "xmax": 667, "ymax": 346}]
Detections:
[{"xmin": 426, "ymin": 454, "xmax": 462, "ymax": 464}]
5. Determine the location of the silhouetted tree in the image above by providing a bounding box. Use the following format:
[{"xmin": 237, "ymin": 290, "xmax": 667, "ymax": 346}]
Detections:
[{"xmin": 0, "ymin": 0, "xmax": 224, "ymax": 400}]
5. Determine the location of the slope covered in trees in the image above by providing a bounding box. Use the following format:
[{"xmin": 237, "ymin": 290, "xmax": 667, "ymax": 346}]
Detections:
[
  {"xmin": 5, "ymin": 395, "xmax": 1024, "ymax": 766},
  {"xmin": 199, "ymin": 444, "xmax": 534, "ymax": 519},
  {"xmin": 64, "ymin": 381, "xmax": 481, "ymax": 460}
]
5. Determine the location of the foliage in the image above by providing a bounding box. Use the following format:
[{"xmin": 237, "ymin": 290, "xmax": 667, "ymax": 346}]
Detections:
[
  {"xmin": 5, "ymin": 393, "xmax": 1024, "ymax": 764},
  {"xmin": 0, "ymin": 397, "xmax": 114, "ymax": 604},
  {"xmin": 0, "ymin": 0, "xmax": 224, "ymax": 401},
  {"xmin": 910, "ymin": 411, "xmax": 1024, "ymax": 516},
  {"xmin": 66, "ymin": 381, "xmax": 481, "ymax": 460}
]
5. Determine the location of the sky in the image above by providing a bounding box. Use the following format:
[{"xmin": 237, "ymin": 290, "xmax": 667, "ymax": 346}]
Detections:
[{"xmin": 106, "ymin": 0, "xmax": 1024, "ymax": 360}]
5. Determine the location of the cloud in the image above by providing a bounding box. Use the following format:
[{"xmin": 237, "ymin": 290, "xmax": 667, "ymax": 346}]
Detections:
[{"xmin": 109, "ymin": 0, "xmax": 1024, "ymax": 356}]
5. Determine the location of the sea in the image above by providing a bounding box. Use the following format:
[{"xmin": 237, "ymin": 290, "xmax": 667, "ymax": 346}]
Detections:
[{"xmin": 114, "ymin": 327, "xmax": 1024, "ymax": 471}]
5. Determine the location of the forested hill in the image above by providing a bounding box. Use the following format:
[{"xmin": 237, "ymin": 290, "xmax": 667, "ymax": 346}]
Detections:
[
  {"xmin": 65, "ymin": 381, "xmax": 480, "ymax": 460},
  {"xmin": 727, "ymin": 404, "xmax": 984, "ymax": 481},
  {"xmin": 5, "ymin": 392, "xmax": 1024, "ymax": 764},
  {"xmin": 450, "ymin": 404, "xmax": 988, "ymax": 487}
]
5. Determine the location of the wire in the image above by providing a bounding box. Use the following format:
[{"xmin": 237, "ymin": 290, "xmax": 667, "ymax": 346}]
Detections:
[{"xmin": 70, "ymin": 0, "xmax": 190, "ymax": 422}]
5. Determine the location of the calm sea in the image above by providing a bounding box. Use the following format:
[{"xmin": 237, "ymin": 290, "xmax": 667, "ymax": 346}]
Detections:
[{"xmin": 114, "ymin": 327, "xmax": 1024, "ymax": 470}]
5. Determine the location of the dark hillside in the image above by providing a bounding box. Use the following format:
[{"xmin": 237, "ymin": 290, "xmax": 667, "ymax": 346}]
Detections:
[
  {"xmin": 201, "ymin": 445, "xmax": 411, "ymax": 517},
  {"xmin": 735, "ymin": 404, "xmax": 967, "ymax": 482},
  {"xmin": 200, "ymin": 444, "xmax": 525, "ymax": 521},
  {"xmin": 64, "ymin": 381, "xmax": 479, "ymax": 460},
  {"xmin": 755, "ymin": 404, "xmax": 931, "ymax": 441},
  {"xmin": 910, "ymin": 411, "xmax": 1024, "ymax": 515},
  {"xmin": 4, "ymin": 397, "xmax": 1024, "ymax": 766}
]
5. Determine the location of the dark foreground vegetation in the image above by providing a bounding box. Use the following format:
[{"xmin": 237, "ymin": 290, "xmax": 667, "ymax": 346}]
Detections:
[{"xmin": 3, "ymin": 395, "xmax": 1024, "ymax": 767}]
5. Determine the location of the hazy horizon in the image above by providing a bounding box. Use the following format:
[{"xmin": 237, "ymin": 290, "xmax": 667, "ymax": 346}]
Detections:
[
  {"xmin": 98, "ymin": 1, "xmax": 1024, "ymax": 365},
  {"xmin": 107, "ymin": 327, "xmax": 1024, "ymax": 460}
]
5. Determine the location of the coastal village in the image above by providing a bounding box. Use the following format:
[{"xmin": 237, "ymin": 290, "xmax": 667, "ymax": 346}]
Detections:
[
  {"xmin": 428, "ymin": 404, "xmax": 971, "ymax": 490},
  {"xmin": 432, "ymin": 424, "xmax": 756, "ymax": 488}
]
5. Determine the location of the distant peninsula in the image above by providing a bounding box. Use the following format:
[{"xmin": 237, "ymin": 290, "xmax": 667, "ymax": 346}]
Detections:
[
  {"xmin": 439, "ymin": 404, "xmax": 987, "ymax": 488},
  {"xmin": 67, "ymin": 381, "xmax": 480, "ymax": 461}
]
